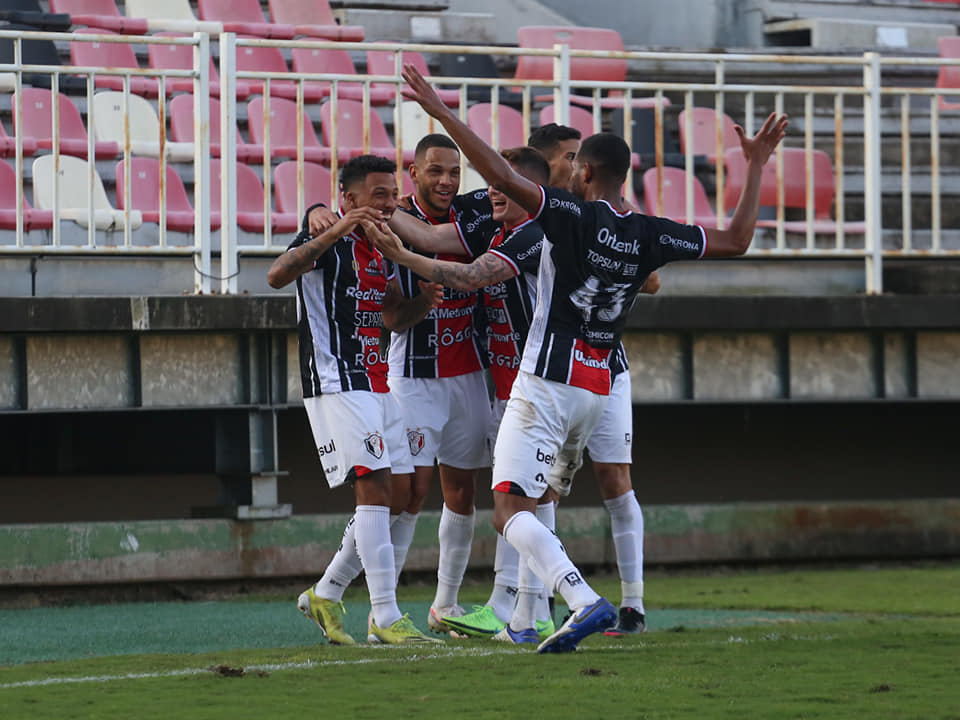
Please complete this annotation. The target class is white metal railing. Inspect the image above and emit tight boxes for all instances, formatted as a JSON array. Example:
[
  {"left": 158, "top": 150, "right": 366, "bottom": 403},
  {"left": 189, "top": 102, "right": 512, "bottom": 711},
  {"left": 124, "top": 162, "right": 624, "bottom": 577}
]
[{"left": 2, "top": 30, "right": 960, "bottom": 295}]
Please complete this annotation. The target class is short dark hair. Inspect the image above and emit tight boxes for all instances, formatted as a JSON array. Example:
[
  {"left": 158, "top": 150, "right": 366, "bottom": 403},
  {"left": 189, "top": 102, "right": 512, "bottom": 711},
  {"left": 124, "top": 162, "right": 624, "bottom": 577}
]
[
  {"left": 577, "top": 133, "right": 631, "bottom": 183},
  {"left": 339, "top": 155, "right": 397, "bottom": 192},
  {"left": 501, "top": 146, "right": 550, "bottom": 185},
  {"left": 527, "top": 123, "right": 582, "bottom": 154},
  {"left": 414, "top": 133, "right": 459, "bottom": 163}
]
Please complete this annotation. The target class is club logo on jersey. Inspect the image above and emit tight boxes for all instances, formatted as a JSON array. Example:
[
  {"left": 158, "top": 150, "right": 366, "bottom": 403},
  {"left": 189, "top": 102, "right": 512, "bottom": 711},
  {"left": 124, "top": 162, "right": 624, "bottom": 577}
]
[
  {"left": 364, "top": 432, "right": 384, "bottom": 459},
  {"left": 367, "top": 258, "right": 382, "bottom": 276},
  {"left": 659, "top": 233, "right": 700, "bottom": 252},
  {"left": 407, "top": 429, "right": 425, "bottom": 456}
]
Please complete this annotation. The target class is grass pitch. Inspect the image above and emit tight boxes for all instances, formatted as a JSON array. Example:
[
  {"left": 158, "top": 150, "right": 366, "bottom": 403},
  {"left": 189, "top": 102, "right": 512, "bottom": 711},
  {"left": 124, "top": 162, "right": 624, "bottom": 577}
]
[{"left": 1, "top": 563, "right": 958, "bottom": 719}]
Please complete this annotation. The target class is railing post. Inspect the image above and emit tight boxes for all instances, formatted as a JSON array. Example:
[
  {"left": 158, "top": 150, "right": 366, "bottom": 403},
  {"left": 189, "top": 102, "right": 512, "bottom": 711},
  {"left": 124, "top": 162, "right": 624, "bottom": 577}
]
[
  {"left": 193, "top": 32, "right": 212, "bottom": 295},
  {"left": 219, "top": 32, "right": 239, "bottom": 295},
  {"left": 553, "top": 43, "right": 570, "bottom": 126},
  {"left": 863, "top": 52, "right": 884, "bottom": 294}
]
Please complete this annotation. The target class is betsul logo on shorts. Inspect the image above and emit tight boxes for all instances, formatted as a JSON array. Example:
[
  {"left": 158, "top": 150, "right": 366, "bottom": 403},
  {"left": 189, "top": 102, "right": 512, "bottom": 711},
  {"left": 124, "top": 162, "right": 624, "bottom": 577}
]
[
  {"left": 536, "top": 447, "right": 556, "bottom": 466},
  {"left": 364, "top": 432, "right": 384, "bottom": 459},
  {"left": 407, "top": 429, "right": 424, "bottom": 456}
]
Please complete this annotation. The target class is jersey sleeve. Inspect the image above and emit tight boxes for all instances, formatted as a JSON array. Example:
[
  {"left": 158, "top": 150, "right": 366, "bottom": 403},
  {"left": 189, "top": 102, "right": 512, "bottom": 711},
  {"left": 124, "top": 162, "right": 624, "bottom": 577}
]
[
  {"left": 488, "top": 221, "right": 544, "bottom": 277},
  {"left": 646, "top": 216, "right": 707, "bottom": 264},
  {"left": 534, "top": 185, "right": 584, "bottom": 244},
  {"left": 453, "top": 189, "right": 497, "bottom": 257}
]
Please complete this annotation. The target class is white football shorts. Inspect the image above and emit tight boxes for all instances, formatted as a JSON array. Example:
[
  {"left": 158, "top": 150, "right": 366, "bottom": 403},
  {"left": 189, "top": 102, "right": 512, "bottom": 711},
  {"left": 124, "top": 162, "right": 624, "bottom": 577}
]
[
  {"left": 390, "top": 370, "right": 492, "bottom": 469},
  {"left": 585, "top": 370, "right": 633, "bottom": 464},
  {"left": 304, "top": 390, "right": 413, "bottom": 489},
  {"left": 491, "top": 371, "right": 606, "bottom": 499}
]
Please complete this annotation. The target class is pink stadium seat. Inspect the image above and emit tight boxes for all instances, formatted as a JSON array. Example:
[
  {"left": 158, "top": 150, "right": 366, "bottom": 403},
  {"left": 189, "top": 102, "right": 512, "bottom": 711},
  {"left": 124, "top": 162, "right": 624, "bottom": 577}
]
[
  {"left": 467, "top": 103, "right": 526, "bottom": 149},
  {"left": 365, "top": 47, "right": 460, "bottom": 107},
  {"left": 12, "top": 88, "right": 120, "bottom": 159},
  {"left": 677, "top": 107, "right": 741, "bottom": 162},
  {"left": 642, "top": 166, "right": 719, "bottom": 227},
  {"left": 48, "top": 0, "right": 147, "bottom": 33},
  {"left": 114, "top": 157, "right": 196, "bottom": 232},
  {"left": 724, "top": 147, "right": 866, "bottom": 234},
  {"left": 291, "top": 46, "right": 394, "bottom": 105},
  {"left": 0, "top": 159, "right": 53, "bottom": 230},
  {"left": 0, "top": 121, "right": 39, "bottom": 158},
  {"left": 268, "top": 0, "right": 365, "bottom": 41},
  {"left": 69, "top": 28, "right": 159, "bottom": 97},
  {"left": 320, "top": 98, "right": 415, "bottom": 165},
  {"left": 196, "top": 0, "right": 295, "bottom": 38},
  {"left": 210, "top": 161, "right": 289, "bottom": 233},
  {"left": 538, "top": 104, "right": 598, "bottom": 139},
  {"left": 515, "top": 26, "right": 667, "bottom": 110},
  {"left": 148, "top": 32, "right": 253, "bottom": 100},
  {"left": 169, "top": 94, "right": 264, "bottom": 164},
  {"left": 936, "top": 36, "right": 960, "bottom": 110},
  {"left": 235, "top": 39, "right": 326, "bottom": 102},
  {"left": 246, "top": 96, "right": 344, "bottom": 164},
  {"left": 274, "top": 160, "right": 336, "bottom": 219}
]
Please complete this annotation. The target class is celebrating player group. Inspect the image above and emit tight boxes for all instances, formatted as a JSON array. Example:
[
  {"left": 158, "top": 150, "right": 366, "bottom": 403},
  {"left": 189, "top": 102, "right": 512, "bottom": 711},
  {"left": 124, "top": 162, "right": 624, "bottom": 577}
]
[{"left": 268, "top": 65, "right": 788, "bottom": 653}]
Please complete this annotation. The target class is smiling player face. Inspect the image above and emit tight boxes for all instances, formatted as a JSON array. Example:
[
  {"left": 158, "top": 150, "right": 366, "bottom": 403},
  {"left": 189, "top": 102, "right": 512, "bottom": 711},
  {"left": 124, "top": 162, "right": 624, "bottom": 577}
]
[{"left": 409, "top": 146, "right": 461, "bottom": 218}]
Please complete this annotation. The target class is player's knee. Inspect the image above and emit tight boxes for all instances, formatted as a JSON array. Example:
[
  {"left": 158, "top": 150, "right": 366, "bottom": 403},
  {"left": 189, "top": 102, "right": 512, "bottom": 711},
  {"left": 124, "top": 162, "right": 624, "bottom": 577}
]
[{"left": 594, "top": 462, "right": 633, "bottom": 499}]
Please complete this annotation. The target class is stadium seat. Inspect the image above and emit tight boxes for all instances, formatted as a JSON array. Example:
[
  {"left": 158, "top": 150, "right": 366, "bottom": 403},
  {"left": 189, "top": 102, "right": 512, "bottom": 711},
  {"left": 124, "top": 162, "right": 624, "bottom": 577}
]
[
  {"left": 69, "top": 28, "right": 160, "bottom": 97},
  {"left": 0, "top": 22, "right": 88, "bottom": 92},
  {"left": 936, "top": 36, "right": 960, "bottom": 110},
  {"left": 210, "top": 161, "right": 287, "bottom": 233},
  {"left": 434, "top": 51, "right": 524, "bottom": 107},
  {"left": 366, "top": 47, "right": 461, "bottom": 107},
  {"left": 723, "top": 146, "right": 866, "bottom": 234},
  {"left": 291, "top": 46, "right": 394, "bottom": 105},
  {"left": 642, "top": 166, "right": 718, "bottom": 227},
  {"left": 467, "top": 103, "right": 526, "bottom": 149},
  {"left": 320, "top": 98, "right": 415, "bottom": 164},
  {"left": 514, "top": 26, "right": 667, "bottom": 110},
  {"left": 273, "top": 160, "right": 336, "bottom": 220},
  {"left": 148, "top": 32, "right": 253, "bottom": 100},
  {"left": 169, "top": 94, "right": 264, "bottom": 164},
  {"left": 196, "top": 0, "right": 294, "bottom": 38},
  {"left": 0, "top": 159, "right": 53, "bottom": 230},
  {"left": 610, "top": 107, "right": 708, "bottom": 172},
  {"left": 397, "top": 101, "right": 449, "bottom": 150},
  {"left": 0, "top": 121, "right": 39, "bottom": 158},
  {"left": 0, "top": 0, "right": 71, "bottom": 31},
  {"left": 677, "top": 107, "right": 741, "bottom": 162},
  {"left": 124, "top": 0, "right": 196, "bottom": 25},
  {"left": 538, "top": 104, "right": 598, "bottom": 139},
  {"left": 91, "top": 92, "right": 193, "bottom": 162},
  {"left": 48, "top": 0, "right": 148, "bottom": 33},
  {"left": 12, "top": 88, "right": 120, "bottom": 159},
  {"left": 268, "top": 0, "right": 365, "bottom": 41},
  {"left": 234, "top": 38, "right": 326, "bottom": 102},
  {"left": 31, "top": 154, "right": 143, "bottom": 230},
  {"left": 246, "top": 96, "right": 343, "bottom": 164},
  {"left": 114, "top": 157, "right": 196, "bottom": 232}
]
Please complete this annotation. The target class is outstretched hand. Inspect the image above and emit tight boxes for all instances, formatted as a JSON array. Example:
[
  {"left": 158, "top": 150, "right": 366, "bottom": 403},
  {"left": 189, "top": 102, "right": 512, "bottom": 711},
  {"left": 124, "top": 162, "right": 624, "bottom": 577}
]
[
  {"left": 335, "top": 207, "right": 387, "bottom": 240},
  {"left": 735, "top": 112, "right": 789, "bottom": 167},
  {"left": 401, "top": 64, "right": 448, "bottom": 120}
]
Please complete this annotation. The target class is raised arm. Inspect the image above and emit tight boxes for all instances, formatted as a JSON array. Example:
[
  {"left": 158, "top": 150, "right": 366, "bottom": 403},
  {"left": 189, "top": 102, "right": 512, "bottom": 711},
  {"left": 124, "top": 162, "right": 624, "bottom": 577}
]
[
  {"left": 367, "top": 220, "right": 515, "bottom": 292},
  {"left": 702, "top": 112, "right": 789, "bottom": 258},
  {"left": 266, "top": 206, "right": 385, "bottom": 289},
  {"left": 402, "top": 65, "right": 543, "bottom": 217},
  {"left": 381, "top": 277, "right": 444, "bottom": 332},
  {"left": 389, "top": 209, "right": 470, "bottom": 256}
]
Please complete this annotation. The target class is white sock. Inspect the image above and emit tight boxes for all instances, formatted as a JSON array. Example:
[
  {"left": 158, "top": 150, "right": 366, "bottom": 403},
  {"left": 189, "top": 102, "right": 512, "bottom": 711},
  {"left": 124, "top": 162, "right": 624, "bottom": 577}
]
[
  {"left": 390, "top": 511, "right": 419, "bottom": 583},
  {"left": 354, "top": 504, "right": 401, "bottom": 628},
  {"left": 314, "top": 512, "right": 363, "bottom": 602},
  {"left": 488, "top": 533, "right": 519, "bottom": 623},
  {"left": 605, "top": 490, "right": 645, "bottom": 614},
  {"left": 512, "top": 540, "right": 542, "bottom": 631},
  {"left": 534, "top": 502, "right": 556, "bottom": 623},
  {"left": 433, "top": 504, "right": 474, "bottom": 609},
  {"left": 502, "top": 511, "right": 599, "bottom": 613}
]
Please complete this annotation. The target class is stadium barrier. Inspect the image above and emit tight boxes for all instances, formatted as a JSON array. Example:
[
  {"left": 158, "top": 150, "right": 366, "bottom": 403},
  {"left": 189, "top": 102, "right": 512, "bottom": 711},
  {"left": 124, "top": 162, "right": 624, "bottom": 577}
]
[{"left": 2, "top": 29, "right": 960, "bottom": 294}]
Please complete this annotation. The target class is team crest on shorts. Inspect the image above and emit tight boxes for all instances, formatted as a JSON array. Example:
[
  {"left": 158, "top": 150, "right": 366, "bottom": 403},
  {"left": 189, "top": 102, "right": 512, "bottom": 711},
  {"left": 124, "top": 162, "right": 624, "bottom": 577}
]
[
  {"left": 364, "top": 432, "right": 384, "bottom": 459},
  {"left": 407, "top": 429, "right": 425, "bottom": 456}
]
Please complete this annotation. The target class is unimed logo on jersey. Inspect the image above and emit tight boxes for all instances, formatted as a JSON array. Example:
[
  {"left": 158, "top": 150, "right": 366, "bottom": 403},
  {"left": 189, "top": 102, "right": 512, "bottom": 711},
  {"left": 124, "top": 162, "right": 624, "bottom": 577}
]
[{"left": 364, "top": 432, "right": 384, "bottom": 459}]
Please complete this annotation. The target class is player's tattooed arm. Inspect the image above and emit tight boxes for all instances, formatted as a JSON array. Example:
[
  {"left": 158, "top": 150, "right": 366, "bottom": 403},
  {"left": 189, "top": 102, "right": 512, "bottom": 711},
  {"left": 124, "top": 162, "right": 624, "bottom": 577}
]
[
  {"left": 382, "top": 278, "right": 444, "bottom": 332},
  {"left": 388, "top": 210, "right": 468, "bottom": 256},
  {"left": 267, "top": 207, "right": 385, "bottom": 288},
  {"left": 418, "top": 252, "right": 516, "bottom": 292}
]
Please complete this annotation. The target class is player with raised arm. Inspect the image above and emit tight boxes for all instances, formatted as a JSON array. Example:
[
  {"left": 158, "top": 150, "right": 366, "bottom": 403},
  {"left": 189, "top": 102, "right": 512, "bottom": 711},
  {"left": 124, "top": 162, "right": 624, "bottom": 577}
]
[
  {"left": 400, "top": 64, "right": 788, "bottom": 652},
  {"left": 268, "top": 155, "right": 441, "bottom": 645}
]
